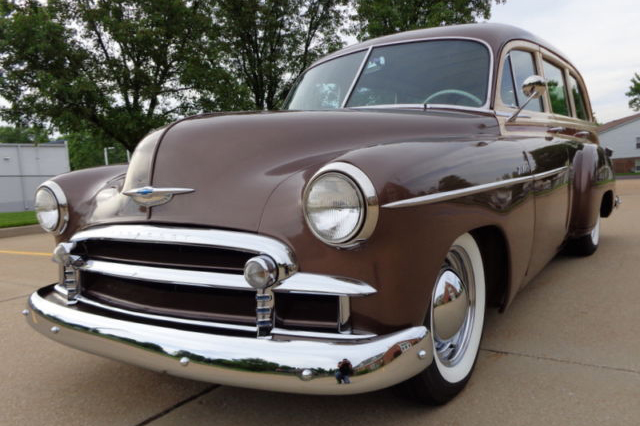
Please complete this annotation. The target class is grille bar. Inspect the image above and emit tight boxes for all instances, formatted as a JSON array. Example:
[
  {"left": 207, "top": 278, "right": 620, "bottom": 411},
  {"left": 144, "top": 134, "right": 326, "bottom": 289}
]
[{"left": 79, "top": 259, "right": 377, "bottom": 296}]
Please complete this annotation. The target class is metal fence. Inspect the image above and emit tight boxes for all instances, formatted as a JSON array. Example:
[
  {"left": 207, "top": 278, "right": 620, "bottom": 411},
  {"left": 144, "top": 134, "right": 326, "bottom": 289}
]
[{"left": 0, "top": 143, "right": 70, "bottom": 212}]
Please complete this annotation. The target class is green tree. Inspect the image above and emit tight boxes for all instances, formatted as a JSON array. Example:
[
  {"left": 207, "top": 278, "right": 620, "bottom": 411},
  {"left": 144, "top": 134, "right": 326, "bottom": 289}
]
[
  {"left": 350, "top": 0, "right": 505, "bottom": 41},
  {"left": 626, "top": 72, "right": 640, "bottom": 111},
  {"left": 0, "top": 0, "right": 247, "bottom": 152},
  {"left": 216, "top": 0, "right": 347, "bottom": 110},
  {"left": 66, "top": 132, "right": 129, "bottom": 170},
  {"left": 0, "top": 125, "right": 49, "bottom": 144}
]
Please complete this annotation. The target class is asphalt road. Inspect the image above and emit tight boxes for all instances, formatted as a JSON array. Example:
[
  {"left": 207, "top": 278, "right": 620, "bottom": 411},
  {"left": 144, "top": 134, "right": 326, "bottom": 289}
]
[{"left": 2, "top": 180, "right": 639, "bottom": 426}]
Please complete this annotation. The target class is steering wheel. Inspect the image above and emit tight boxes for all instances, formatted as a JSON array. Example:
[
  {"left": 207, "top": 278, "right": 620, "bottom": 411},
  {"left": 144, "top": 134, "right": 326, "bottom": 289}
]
[{"left": 423, "top": 89, "right": 483, "bottom": 107}]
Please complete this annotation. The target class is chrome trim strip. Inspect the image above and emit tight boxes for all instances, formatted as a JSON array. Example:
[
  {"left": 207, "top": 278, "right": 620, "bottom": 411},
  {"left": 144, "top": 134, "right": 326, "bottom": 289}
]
[
  {"left": 80, "top": 259, "right": 249, "bottom": 290},
  {"left": 271, "top": 327, "right": 376, "bottom": 340},
  {"left": 27, "top": 288, "right": 431, "bottom": 394},
  {"left": 79, "top": 259, "right": 377, "bottom": 296},
  {"left": 281, "top": 273, "right": 377, "bottom": 296},
  {"left": 351, "top": 103, "right": 500, "bottom": 116},
  {"left": 383, "top": 166, "right": 569, "bottom": 209},
  {"left": 70, "top": 224, "right": 297, "bottom": 279},
  {"left": 383, "top": 175, "right": 532, "bottom": 209}
]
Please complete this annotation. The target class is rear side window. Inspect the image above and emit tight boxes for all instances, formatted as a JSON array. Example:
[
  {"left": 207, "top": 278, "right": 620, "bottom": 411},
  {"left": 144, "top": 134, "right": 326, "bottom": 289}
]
[
  {"left": 509, "top": 50, "right": 543, "bottom": 112},
  {"left": 569, "top": 74, "right": 588, "bottom": 120},
  {"left": 543, "top": 60, "right": 570, "bottom": 116}
]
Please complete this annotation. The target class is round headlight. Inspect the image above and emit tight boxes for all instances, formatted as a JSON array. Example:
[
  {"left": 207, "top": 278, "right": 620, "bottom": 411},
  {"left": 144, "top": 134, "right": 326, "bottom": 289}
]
[
  {"left": 303, "top": 163, "right": 378, "bottom": 247},
  {"left": 34, "top": 182, "right": 68, "bottom": 234}
]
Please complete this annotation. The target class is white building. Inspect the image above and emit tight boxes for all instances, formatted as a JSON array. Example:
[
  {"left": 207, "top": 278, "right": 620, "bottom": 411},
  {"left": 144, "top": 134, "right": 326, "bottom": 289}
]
[
  {"left": 0, "top": 142, "right": 70, "bottom": 212},
  {"left": 598, "top": 113, "right": 640, "bottom": 174}
]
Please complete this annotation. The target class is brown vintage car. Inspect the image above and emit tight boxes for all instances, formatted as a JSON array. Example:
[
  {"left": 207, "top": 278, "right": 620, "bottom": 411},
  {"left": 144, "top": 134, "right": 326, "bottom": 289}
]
[{"left": 26, "top": 23, "right": 617, "bottom": 404}]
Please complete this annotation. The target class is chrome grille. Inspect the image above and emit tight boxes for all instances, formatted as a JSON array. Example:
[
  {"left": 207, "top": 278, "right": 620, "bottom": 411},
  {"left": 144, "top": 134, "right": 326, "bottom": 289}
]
[{"left": 56, "top": 225, "right": 377, "bottom": 339}]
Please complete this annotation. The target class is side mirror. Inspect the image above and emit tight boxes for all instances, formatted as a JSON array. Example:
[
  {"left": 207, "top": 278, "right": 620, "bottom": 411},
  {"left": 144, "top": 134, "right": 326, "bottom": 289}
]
[
  {"left": 507, "top": 75, "right": 546, "bottom": 123},
  {"left": 522, "top": 75, "right": 547, "bottom": 98}
]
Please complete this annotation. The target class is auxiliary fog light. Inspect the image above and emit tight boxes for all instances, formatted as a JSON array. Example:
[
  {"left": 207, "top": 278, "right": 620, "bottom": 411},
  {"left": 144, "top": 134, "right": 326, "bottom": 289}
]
[{"left": 244, "top": 255, "right": 278, "bottom": 289}]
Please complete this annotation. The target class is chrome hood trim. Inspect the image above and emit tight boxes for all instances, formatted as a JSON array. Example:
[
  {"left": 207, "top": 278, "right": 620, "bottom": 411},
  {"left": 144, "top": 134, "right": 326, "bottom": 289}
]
[{"left": 123, "top": 186, "right": 194, "bottom": 207}]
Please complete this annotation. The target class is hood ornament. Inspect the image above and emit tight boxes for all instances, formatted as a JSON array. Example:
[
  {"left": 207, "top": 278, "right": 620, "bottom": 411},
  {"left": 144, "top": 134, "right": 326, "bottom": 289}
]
[{"left": 123, "top": 186, "right": 194, "bottom": 207}]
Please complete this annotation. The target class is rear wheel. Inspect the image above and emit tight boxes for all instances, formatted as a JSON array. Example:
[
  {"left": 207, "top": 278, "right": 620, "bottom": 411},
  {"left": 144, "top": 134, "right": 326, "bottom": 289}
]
[
  {"left": 567, "top": 217, "right": 600, "bottom": 257},
  {"left": 402, "top": 233, "right": 486, "bottom": 404}
]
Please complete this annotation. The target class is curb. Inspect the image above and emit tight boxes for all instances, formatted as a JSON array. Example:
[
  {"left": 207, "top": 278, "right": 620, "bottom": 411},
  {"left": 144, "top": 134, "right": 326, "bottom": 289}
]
[{"left": 0, "top": 225, "right": 44, "bottom": 239}]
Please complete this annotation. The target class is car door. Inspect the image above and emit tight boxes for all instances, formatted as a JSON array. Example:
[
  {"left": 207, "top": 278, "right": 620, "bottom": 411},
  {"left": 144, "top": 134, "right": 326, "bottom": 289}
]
[{"left": 499, "top": 48, "right": 572, "bottom": 279}]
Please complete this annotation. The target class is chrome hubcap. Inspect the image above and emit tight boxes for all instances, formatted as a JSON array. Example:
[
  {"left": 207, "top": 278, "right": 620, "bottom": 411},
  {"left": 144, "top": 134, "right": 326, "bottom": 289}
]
[{"left": 431, "top": 246, "right": 475, "bottom": 367}]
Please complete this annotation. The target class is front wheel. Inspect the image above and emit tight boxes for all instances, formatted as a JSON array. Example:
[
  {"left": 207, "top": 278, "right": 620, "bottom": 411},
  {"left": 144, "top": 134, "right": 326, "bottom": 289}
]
[{"left": 401, "top": 233, "right": 486, "bottom": 404}]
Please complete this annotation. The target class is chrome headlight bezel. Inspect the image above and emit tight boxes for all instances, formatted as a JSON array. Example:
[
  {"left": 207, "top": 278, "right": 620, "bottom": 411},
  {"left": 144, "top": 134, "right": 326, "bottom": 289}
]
[
  {"left": 303, "top": 162, "right": 379, "bottom": 248},
  {"left": 34, "top": 181, "right": 69, "bottom": 235}
]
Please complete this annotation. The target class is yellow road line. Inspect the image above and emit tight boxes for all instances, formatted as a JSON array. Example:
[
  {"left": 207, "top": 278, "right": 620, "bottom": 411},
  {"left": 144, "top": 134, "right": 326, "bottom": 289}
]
[{"left": 0, "top": 249, "right": 50, "bottom": 257}]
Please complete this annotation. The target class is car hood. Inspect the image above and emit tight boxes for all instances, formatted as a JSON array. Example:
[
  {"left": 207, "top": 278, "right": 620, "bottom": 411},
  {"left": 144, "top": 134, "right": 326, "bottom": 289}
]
[{"left": 135, "top": 109, "right": 498, "bottom": 232}]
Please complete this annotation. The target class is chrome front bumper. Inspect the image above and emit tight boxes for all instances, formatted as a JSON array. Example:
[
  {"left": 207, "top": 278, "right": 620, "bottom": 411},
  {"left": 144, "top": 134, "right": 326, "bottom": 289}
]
[{"left": 26, "top": 285, "right": 433, "bottom": 395}]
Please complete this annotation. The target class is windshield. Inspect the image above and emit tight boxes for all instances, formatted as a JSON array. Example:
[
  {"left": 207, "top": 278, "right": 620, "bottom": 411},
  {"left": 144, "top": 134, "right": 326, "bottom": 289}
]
[{"left": 285, "top": 40, "right": 490, "bottom": 110}]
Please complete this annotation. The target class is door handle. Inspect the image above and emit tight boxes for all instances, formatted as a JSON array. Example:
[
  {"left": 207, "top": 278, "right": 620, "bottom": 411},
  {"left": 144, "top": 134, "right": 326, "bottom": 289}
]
[
  {"left": 547, "top": 127, "right": 565, "bottom": 133},
  {"left": 574, "top": 130, "right": 590, "bottom": 138}
]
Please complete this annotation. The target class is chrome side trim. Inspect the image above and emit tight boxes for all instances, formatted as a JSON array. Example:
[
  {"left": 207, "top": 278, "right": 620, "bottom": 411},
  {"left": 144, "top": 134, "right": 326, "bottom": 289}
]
[
  {"left": 383, "top": 175, "right": 532, "bottom": 209},
  {"left": 27, "top": 287, "right": 431, "bottom": 394},
  {"left": 70, "top": 224, "right": 297, "bottom": 279},
  {"left": 383, "top": 166, "right": 569, "bottom": 209},
  {"left": 79, "top": 259, "right": 377, "bottom": 297}
]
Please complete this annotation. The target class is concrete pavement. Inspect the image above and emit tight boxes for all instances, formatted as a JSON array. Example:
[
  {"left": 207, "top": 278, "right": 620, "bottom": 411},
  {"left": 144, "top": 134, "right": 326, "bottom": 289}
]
[{"left": 2, "top": 180, "right": 639, "bottom": 426}]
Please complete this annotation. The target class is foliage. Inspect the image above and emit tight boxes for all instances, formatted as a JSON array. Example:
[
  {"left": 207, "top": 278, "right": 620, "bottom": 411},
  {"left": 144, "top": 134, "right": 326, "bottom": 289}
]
[
  {"left": 216, "top": 0, "right": 347, "bottom": 110},
  {"left": 1, "top": 0, "right": 506, "bottom": 153},
  {"left": 66, "top": 132, "right": 129, "bottom": 170},
  {"left": 0, "top": 125, "right": 49, "bottom": 144},
  {"left": 0, "top": 0, "right": 244, "bottom": 151},
  {"left": 350, "top": 0, "right": 505, "bottom": 40},
  {"left": 626, "top": 72, "right": 640, "bottom": 111},
  {"left": 0, "top": 210, "right": 37, "bottom": 228}
]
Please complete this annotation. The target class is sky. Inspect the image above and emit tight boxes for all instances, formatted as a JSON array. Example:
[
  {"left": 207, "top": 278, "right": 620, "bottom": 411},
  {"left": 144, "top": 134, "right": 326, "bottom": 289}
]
[{"left": 486, "top": 0, "right": 640, "bottom": 123}]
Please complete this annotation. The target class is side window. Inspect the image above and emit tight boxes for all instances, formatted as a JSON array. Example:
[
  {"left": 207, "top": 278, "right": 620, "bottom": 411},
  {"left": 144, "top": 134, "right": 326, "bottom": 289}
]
[
  {"left": 500, "top": 57, "right": 517, "bottom": 107},
  {"left": 509, "top": 50, "right": 543, "bottom": 112},
  {"left": 543, "top": 60, "right": 570, "bottom": 116},
  {"left": 569, "top": 74, "right": 588, "bottom": 120}
]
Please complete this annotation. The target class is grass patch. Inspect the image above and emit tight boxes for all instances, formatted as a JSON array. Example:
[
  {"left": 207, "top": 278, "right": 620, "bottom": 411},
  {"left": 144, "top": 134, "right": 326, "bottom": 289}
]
[{"left": 0, "top": 211, "right": 38, "bottom": 228}]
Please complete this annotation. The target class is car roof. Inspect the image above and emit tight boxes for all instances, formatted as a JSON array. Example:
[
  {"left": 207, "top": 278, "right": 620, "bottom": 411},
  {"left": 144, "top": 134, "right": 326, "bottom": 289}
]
[{"left": 313, "top": 23, "right": 570, "bottom": 68}]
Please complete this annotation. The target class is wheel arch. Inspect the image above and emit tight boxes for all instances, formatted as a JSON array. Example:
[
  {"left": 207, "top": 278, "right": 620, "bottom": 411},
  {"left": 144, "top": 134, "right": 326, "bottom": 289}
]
[
  {"left": 470, "top": 225, "right": 510, "bottom": 312},
  {"left": 600, "top": 190, "right": 615, "bottom": 218}
]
